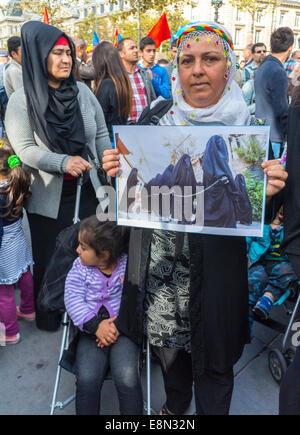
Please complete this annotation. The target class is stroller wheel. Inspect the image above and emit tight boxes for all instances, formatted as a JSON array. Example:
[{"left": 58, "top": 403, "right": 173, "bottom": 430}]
[{"left": 268, "top": 349, "right": 287, "bottom": 385}]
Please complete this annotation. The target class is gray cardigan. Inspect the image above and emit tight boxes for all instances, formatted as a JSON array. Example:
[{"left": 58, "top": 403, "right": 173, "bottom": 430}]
[
  {"left": 5, "top": 81, "right": 111, "bottom": 219},
  {"left": 3, "top": 59, "right": 23, "bottom": 98}
]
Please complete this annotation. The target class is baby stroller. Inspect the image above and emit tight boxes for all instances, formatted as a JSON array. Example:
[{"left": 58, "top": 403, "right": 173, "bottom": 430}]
[
  {"left": 252, "top": 280, "right": 300, "bottom": 385},
  {"left": 37, "top": 175, "right": 153, "bottom": 415}
]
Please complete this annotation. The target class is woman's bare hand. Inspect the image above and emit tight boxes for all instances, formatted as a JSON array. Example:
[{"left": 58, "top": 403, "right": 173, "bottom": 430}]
[
  {"left": 102, "top": 149, "right": 120, "bottom": 177},
  {"left": 262, "top": 159, "right": 288, "bottom": 199},
  {"left": 65, "top": 156, "right": 92, "bottom": 177}
]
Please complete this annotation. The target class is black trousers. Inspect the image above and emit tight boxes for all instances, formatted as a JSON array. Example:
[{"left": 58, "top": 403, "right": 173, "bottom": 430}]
[
  {"left": 75, "top": 334, "right": 143, "bottom": 415},
  {"left": 153, "top": 346, "right": 234, "bottom": 415},
  {"left": 27, "top": 179, "right": 99, "bottom": 331},
  {"left": 279, "top": 254, "right": 300, "bottom": 415}
]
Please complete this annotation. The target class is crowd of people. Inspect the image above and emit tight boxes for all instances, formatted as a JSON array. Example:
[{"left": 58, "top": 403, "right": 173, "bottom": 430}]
[{"left": 0, "top": 17, "right": 299, "bottom": 416}]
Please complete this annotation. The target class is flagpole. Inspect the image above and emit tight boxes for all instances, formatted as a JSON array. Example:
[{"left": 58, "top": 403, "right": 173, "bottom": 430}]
[
  {"left": 95, "top": 7, "right": 98, "bottom": 35},
  {"left": 137, "top": 0, "right": 141, "bottom": 49}
]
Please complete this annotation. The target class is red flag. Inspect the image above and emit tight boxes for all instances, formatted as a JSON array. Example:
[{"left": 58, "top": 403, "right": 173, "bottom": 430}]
[
  {"left": 43, "top": 6, "right": 49, "bottom": 25},
  {"left": 114, "top": 29, "right": 123, "bottom": 47},
  {"left": 147, "top": 12, "right": 171, "bottom": 48}
]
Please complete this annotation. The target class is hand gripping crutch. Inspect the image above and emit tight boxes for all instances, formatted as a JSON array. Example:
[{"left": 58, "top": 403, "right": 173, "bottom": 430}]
[{"left": 50, "top": 175, "right": 83, "bottom": 415}]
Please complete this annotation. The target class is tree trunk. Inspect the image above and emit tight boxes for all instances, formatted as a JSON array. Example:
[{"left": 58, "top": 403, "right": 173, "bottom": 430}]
[
  {"left": 137, "top": 0, "right": 141, "bottom": 48},
  {"left": 271, "top": 6, "right": 276, "bottom": 32},
  {"left": 250, "top": 11, "right": 255, "bottom": 43}
]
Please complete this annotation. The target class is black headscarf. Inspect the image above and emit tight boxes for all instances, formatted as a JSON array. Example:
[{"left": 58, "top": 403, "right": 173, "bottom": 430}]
[{"left": 21, "top": 21, "right": 86, "bottom": 156}]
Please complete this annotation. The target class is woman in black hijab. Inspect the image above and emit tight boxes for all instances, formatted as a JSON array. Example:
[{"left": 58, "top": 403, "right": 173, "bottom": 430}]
[
  {"left": 279, "top": 85, "right": 300, "bottom": 415},
  {"left": 5, "top": 21, "right": 111, "bottom": 331}
]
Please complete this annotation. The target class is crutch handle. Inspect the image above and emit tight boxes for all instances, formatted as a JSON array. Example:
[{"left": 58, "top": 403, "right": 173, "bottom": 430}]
[
  {"left": 73, "top": 174, "right": 83, "bottom": 224},
  {"left": 86, "top": 146, "right": 110, "bottom": 187}
]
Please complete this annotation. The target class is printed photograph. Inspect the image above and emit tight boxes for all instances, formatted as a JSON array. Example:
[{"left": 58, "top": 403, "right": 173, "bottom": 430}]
[{"left": 113, "top": 125, "right": 270, "bottom": 237}]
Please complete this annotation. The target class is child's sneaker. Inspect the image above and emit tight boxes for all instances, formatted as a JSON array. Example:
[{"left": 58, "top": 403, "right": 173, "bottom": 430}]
[
  {"left": 5, "top": 333, "right": 21, "bottom": 345},
  {"left": 16, "top": 306, "right": 35, "bottom": 322},
  {"left": 253, "top": 294, "right": 274, "bottom": 320}
]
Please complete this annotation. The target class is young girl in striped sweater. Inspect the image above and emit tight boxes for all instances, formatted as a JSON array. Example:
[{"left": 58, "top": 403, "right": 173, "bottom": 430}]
[
  {"left": 0, "top": 140, "right": 34, "bottom": 345},
  {"left": 64, "top": 217, "right": 143, "bottom": 415}
]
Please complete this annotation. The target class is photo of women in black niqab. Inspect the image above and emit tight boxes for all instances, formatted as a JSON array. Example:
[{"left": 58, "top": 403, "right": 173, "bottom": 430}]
[
  {"left": 234, "top": 173, "right": 253, "bottom": 225},
  {"left": 145, "top": 154, "right": 197, "bottom": 222},
  {"left": 170, "top": 154, "right": 197, "bottom": 223},
  {"left": 202, "top": 135, "right": 238, "bottom": 228},
  {"left": 119, "top": 168, "right": 138, "bottom": 213},
  {"left": 145, "top": 164, "right": 174, "bottom": 218}
]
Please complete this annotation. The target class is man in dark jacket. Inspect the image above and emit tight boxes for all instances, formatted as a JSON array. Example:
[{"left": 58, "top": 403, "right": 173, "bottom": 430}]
[
  {"left": 279, "top": 83, "right": 300, "bottom": 415},
  {"left": 255, "top": 27, "right": 294, "bottom": 158}
]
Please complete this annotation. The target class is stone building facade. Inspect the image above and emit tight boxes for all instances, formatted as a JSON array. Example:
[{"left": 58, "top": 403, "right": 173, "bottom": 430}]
[
  {"left": 0, "top": 0, "right": 300, "bottom": 59},
  {"left": 184, "top": 0, "right": 300, "bottom": 59}
]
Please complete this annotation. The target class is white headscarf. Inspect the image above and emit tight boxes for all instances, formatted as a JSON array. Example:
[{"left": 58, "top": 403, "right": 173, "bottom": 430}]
[{"left": 160, "top": 21, "right": 251, "bottom": 127}]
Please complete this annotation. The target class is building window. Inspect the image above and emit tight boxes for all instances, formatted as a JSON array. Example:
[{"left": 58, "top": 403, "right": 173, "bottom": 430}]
[
  {"left": 296, "top": 14, "right": 300, "bottom": 28},
  {"left": 255, "top": 30, "right": 262, "bottom": 43},
  {"left": 92, "top": 6, "right": 96, "bottom": 14},
  {"left": 119, "top": 0, "right": 124, "bottom": 9},
  {"left": 236, "top": 8, "right": 241, "bottom": 22},
  {"left": 257, "top": 10, "right": 262, "bottom": 23},
  {"left": 84, "top": 8, "right": 88, "bottom": 18},
  {"left": 100, "top": 4, "right": 104, "bottom": 14},
  {"left": 110, "top": 1, "right": 113, "bottom": 12},
  {"left": 234, "top": 28, "right": 241, "bottom": 46},
  {"left": 280, "top": 12, "right": 285, "bottom": 25}
]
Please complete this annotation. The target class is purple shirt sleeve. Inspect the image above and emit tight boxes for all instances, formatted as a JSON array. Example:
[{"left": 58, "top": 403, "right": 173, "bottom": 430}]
[{"left": 64, "top": 258, "right": 98, "bottom": 331}]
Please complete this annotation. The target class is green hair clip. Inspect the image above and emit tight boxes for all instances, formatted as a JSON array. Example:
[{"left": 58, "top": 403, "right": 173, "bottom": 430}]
[{"left": 8, "top": 155, "right": 21, "bottom": 169}]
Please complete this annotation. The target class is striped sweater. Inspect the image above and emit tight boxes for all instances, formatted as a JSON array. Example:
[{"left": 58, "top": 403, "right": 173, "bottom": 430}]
[{"left": 64, "top": 254, "right": 127, "bottom": 332}]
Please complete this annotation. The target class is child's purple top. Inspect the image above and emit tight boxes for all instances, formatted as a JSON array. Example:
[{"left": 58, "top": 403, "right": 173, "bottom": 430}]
[{"left": 64, "top": 254, "right": 127, "bottom": 331}]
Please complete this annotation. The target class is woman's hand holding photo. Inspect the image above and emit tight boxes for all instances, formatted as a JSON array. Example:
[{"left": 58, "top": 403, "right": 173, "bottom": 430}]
[{"left": 262, "top": 159, "right": 288, "bottom": 199}]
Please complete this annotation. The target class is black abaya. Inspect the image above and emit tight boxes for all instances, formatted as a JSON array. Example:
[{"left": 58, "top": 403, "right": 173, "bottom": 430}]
[
  {"left": 202, "top": 135, "right": 238, "bottom": 228},
  {"left": 27, "top": 180, "right": 98, "bottom": 331}
]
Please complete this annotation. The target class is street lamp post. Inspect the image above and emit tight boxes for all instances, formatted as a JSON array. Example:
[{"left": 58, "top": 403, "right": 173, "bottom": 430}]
[{"left": 211, "top": 0, "right": 223, "bottom": 23}]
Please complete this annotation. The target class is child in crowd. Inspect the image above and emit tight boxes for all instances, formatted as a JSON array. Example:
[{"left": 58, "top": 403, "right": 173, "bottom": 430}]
[
  {"left": 0, "top": 140, "right": 34, "bottom": 345},
  {"left": 64, "top": 217, "right": 143, "bottom": 415},
  {"left": 247, "top": 207, "right": 298, "bottom": 320}
]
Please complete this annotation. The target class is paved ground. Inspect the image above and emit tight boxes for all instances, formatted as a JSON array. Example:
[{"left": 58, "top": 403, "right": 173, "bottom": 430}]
[
  {"left": 0, "top": 306, "right": 291, "bottom": 415},
  {"left": 0, "top": 215, "right": 297, "bottom": 415}
]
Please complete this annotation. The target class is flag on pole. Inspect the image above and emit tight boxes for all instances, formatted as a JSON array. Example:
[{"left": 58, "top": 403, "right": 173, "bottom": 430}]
[
  {"left": 114, "top": 29, "right": 123, "bottom": 47},
  {"left": 43, "top": 5, "right": 49, "bottom": 25},
  {"left": 93, "top": 31, "right": 99, "bottom": 47},
  {"left": 86, "top": 43, "right": 93, "bottom": 53},
  {"left": 169, "top": 30, "right": 175, "bottom": 50},
  {"left": 147, "top": 12, "right": 171, "bottom": 48},
  {"left": 86, "top": 32, "right": 100, "bottom": 53}
]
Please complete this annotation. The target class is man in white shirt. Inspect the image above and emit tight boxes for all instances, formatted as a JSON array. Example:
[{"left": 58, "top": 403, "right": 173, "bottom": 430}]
[
  {"left": 72, "top": 35, "right": 94, "bottom": 88},
  {"left": 3, "top": 36, "right": 23, "bottom": 98}
]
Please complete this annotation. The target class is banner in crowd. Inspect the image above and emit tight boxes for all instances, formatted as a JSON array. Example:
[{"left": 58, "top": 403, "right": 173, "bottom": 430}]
[{"left": 113, "top": 125, "right": 270, "bottom": 237}]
